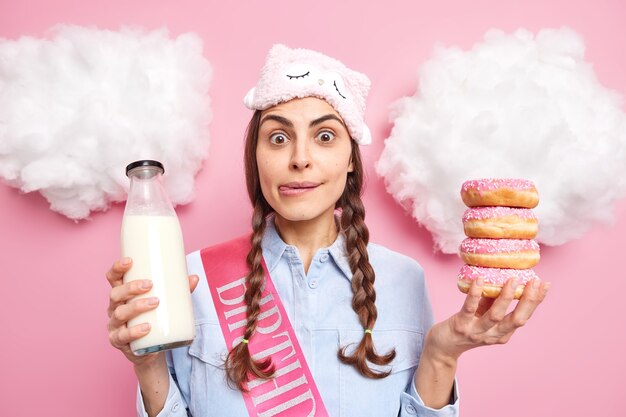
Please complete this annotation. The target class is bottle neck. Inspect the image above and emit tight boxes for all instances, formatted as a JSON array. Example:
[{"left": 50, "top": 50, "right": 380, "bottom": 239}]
[{"left": 125, "top": 167, "right": 176, "bottom": 216}]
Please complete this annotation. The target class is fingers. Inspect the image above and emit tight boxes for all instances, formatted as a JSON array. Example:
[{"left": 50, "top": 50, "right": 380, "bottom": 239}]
[
  {"left": 498, "top": 278, "right": 550, "bottom": 334},
  {"left": 108, "top": 296, "right": 159, "bottom": 330},
  {"left": 476, "top": 278, "right": 518, "bottom": 332},
  {"left": 107, "top": 279, "right": 153, "bottom": 317},
  {"left": 106, "top": 272, "right": 160, "bottom": 356},
  {"left": 189, "top": 275, "right": 200, "bottom": 293},
  {"left": 451, "top": 277, "right": 550, "bottom": 350},
  {"left": 109, "top": 322, "right": 152, "bottom": 350},
  {"left": 457, "top": 277, "right": 485, "bottom": 320},
  {"left": 475, "top": 296, "right": 495, "bottom": 317},
  {"left": 105, "top": 258, "right": 133, "bottom": 288}
]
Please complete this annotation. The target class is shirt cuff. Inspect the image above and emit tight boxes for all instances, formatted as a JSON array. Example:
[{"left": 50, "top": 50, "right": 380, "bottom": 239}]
[
  {"left": 136, "top": 373, "right": 188, "bottom": 417},
  {"left": 399, "top": 374, "right": 459, "bottom": 417}
]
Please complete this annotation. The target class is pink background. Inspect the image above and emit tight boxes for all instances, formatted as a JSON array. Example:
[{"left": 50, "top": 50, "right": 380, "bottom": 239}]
[{"left": 1, "top": 1, "right": 625, "bottom": 416}]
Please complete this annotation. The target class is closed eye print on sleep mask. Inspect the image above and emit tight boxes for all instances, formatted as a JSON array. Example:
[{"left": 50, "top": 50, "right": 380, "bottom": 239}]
[
  {"left": 243, "top": 44, "right": 372, "bottom": 145},
  {"left": 282, "top": 64, "right": 350, "bottom": 101}
]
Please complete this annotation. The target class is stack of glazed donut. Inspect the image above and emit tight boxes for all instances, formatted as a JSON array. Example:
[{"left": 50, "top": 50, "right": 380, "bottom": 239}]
[{"left": 457, "top": 179, "right": 540, "bottom": 300}]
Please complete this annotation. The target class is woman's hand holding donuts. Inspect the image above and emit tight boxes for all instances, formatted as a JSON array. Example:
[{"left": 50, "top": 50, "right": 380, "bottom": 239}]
[
  {"left": 427, "top": 276, "right": 549, "bottom": 361},
  {"left": 105, "top": 258, "right": 200, "bottom": 367},
  {"left": 415, "top": 277, "right": 548, "bottom": 409}
]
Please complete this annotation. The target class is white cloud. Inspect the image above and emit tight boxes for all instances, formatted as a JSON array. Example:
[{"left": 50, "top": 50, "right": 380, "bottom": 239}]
[
  {"left": 0, "top": 25, "right": 212, "bottom": 219},
  {"left": 377, "top": 27, "right": 626, "bottom": 253}
]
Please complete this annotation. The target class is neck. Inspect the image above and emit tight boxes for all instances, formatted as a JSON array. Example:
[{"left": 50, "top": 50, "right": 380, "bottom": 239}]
[{"left": 274, "top": 209, "right": 338, "bottom": 274}]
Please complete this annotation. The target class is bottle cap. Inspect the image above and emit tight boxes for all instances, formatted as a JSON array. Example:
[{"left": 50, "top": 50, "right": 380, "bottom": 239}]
[{"left": 125, "top": 160, "right": 165, "bottom": 176}]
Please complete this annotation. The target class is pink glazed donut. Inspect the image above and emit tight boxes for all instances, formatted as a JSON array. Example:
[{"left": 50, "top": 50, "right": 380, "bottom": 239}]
[
  {"left": 457, "top": 265, "right": 539, "bottom": 299},
  {"left": 459, "top": 238, "right": 540, "bottom": 269},
  {"left": 461, "top": 178, "right": 539, "bottom": 208},
  {"left": 463, "top": 207, "right": 538, "bottom": 239}
]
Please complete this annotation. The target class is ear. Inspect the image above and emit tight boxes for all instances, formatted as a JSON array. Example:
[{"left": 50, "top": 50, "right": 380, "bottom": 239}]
[{"left": 348, "top": 158, "right": 354, "bottom": 173}]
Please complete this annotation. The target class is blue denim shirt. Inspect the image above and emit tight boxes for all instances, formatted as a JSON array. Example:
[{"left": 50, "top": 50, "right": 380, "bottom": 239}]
[{"left": 137, "top": 218, "right": 459, "bottom": 416}]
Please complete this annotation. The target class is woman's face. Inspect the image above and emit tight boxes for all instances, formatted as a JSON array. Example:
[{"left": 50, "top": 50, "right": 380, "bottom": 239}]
[{"left": 256, "top": 97, "right": 353, "bottom": 223}]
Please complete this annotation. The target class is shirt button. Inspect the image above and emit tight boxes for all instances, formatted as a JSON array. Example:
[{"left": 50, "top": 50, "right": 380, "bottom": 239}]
[
  {"left": 320, "top": 254, "right": 329, "bottom": 262},
  {"left": 405, "top": 404, "right": 417, "bottom": 415},
  {"left": 172, "top": 402, "right": 180, "bottom": 412},
  {"left": 309, "top": 279, "right": 319, "bottom": 289}
]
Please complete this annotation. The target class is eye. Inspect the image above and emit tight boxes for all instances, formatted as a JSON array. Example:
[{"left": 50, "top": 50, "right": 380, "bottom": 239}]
[
  {"left": 316, "top": 131, "right": 336, "bottom": 143},
  {"left": 269, "top": 132, "right": 289, "bottom": 145}
]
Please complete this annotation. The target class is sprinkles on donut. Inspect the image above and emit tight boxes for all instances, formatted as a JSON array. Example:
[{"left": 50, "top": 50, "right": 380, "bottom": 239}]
[{"left": 461, "top": 178, "right": 539, "bottom": 208}]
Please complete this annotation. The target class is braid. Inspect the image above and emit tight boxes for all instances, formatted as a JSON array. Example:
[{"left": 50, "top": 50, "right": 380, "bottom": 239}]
[
  {"left": 225, "top": 109, "right": 275, "bottom": 391},
  {"left": 337, "top": 145, "right": 396, "bottom": 378},
  {"left": 224, "top": 201, "right": 275, "bottom": 391}
]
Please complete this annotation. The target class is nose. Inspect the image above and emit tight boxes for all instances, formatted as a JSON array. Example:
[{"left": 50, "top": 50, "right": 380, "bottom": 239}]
[{"left": 290, "top": 140, "right": 311, "bottom": 170}]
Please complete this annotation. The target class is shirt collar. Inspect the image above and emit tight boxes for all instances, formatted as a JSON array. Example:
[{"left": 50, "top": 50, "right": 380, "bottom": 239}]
[
  {"left": 261, "top": 216, "right": 288, "bottom": 274},
  {"left": 261, "top": 214, "right": 353, "bottom": 281}
]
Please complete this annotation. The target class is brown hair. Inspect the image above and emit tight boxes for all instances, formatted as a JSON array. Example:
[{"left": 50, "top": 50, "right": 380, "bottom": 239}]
[{"left": 225, "top": 110, "right": 395, "bottom": 391}]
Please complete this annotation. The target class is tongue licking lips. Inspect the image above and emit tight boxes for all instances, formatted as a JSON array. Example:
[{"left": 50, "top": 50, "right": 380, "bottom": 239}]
[{"left": 279, "top": 183, "right": 319, "bottom": 195}]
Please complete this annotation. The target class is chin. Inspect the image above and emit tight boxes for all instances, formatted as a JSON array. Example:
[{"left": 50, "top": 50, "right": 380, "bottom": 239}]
[
  {"left": 273, "top": 205, "right": 335, "bottom": 223},
  {"left": 276, "top": 211, "right": 322, "bottom": 222}
]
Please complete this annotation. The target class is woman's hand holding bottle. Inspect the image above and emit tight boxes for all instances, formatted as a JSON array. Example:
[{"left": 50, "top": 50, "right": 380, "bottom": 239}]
[{"left": 105, "top": 257, "right": 199, "bottom": 368}]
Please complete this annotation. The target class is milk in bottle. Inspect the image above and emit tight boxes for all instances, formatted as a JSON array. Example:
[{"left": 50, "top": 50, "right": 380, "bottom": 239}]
[{"left": 121, "top": 160, "right": 195, "bottom": 355}]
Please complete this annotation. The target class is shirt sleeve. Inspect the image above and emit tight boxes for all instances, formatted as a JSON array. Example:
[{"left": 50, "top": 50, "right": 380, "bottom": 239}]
[
  {"left": 399, "top": 256, "right": 459, "bottom": 416},
  {"left": 135, "top": 371, "right": 190, "bottom": 417},
  {"left": 399, "top": 374, "right": 459, "bottom": 417}
]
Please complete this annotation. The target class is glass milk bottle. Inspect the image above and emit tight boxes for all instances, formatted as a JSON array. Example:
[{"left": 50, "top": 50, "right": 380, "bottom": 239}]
[{"left": 121, "top": 160, "right": 195, "bottom": 355}]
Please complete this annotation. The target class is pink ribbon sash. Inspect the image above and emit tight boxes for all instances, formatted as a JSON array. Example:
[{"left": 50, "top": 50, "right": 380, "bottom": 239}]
[{"left": 201, "top": 235, "right": 329, "bottom": 417}]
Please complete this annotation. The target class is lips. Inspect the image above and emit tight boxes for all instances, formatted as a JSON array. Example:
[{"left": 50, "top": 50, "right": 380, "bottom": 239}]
[{"left": 278, "top": 181, "right": 321, "bottom": 196}]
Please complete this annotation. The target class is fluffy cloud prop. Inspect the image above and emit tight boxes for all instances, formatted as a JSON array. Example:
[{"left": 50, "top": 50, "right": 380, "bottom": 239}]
[
  {"left": 376, "top": 27, "right": 626, "bottom": 253},
  {"left": 0, "top": 25, "right": 211, "bottom": 219}
]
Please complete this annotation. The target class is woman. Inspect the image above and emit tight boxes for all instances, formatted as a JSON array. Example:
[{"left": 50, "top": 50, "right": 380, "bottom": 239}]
[{"left": 106, "top": 45, "right": 549, "bottom": 417}]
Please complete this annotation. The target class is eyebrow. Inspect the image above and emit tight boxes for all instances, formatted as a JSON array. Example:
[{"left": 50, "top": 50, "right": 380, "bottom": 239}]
[
  {"left": 260, "top": 114, "right": 294, "bottom": 129},
  {"left": 309, "top": 114, "right": 345, "bottom": 128},
  {"left": 259, "top": 113, "right": 345, "bottom": 129}
]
